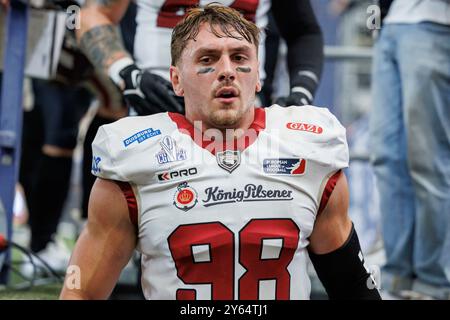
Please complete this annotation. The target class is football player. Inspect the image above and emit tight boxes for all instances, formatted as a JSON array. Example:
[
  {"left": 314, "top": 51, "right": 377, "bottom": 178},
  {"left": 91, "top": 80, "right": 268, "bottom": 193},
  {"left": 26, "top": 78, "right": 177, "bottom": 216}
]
[{"left": 60, "top": 4, "right": 381, "bottom": 300}]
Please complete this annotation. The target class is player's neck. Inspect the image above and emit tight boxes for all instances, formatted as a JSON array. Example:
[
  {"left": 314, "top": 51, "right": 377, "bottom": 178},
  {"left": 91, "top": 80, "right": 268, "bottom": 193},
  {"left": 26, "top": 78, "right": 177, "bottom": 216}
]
[{"left": 187, "top": 107, "right": 256, "bottom": 139}]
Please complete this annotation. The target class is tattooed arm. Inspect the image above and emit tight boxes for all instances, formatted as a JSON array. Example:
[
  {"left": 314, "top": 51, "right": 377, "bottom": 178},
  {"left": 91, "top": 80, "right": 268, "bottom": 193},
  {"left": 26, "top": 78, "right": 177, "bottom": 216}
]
[
  {"left": 77, "top": 0, "right": 185, "bottom": 115},
  {"left": 77, "top": 0, "right": 131, "bottom": 75}
]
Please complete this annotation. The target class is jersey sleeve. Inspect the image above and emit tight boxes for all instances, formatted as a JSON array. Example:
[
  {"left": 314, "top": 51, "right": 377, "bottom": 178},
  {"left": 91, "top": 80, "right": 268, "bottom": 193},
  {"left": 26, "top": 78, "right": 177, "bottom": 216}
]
[
  {"left": 268, "top": 104, "right": 349, "bottom": 217},
  {"left": 316, "top": 108, "right": 349, "bottom": 172},
  {"left": 308, "top": 107, "right": 349, "bottom": 213},
  {"left": 289, "top": 105, "right": 349, "bottom": 172},
  {"left": 91, "top": 125, "right": 129, "bottom": 182}
]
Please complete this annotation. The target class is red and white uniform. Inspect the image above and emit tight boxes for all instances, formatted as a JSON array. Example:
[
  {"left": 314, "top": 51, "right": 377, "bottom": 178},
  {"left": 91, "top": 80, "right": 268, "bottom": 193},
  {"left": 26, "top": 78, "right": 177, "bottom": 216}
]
[
  {"left": 134, "top": 0, "right": 271, "bottom": 80},
  {"left": 92, "top": 105, "right": 349, "bottom": 300}
]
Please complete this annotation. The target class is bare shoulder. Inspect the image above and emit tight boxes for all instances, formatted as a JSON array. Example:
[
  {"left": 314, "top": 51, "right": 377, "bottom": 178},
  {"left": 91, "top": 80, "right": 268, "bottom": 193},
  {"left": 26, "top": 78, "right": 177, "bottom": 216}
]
[
  {"left": 320, "top": 172, "right": 350, "bottom": 221},
  {"left": 88, "top": 178, "right": 131, "bottom": 228},
  {"left": 308, "top": 172, "right": 352, "bottom": 254}
]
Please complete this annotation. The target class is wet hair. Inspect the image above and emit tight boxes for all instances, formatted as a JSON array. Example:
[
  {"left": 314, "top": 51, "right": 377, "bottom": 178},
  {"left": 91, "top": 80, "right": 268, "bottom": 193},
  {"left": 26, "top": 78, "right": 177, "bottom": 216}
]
[{"left": 171, "top": 3, "right": 260, "bottom": 66}]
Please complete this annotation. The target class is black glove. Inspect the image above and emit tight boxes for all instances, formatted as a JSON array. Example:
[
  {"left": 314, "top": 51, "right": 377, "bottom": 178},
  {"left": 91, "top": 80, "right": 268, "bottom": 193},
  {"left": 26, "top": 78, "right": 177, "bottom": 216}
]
[
  {"left": 275, "top": 90, "right": 312, "bottom": 107},
  {"left": 119, "top": 64, "right": 185, "bottom": 115}
]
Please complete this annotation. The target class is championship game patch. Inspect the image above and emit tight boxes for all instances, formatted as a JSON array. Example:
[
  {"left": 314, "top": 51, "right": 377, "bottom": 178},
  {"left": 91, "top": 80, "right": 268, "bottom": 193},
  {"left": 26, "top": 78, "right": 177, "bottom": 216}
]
[
  {"left": 263, "top": 158, "right": 306, "bottom": 175},
  {"left": 123, "top": 127, "right": 161, "bottom": 147},
  {"left": 173, "top": 182, "right": 198, "bottom": 212},
  {"left": 156, "top": 136, "right": 187, "bottom": 164}
]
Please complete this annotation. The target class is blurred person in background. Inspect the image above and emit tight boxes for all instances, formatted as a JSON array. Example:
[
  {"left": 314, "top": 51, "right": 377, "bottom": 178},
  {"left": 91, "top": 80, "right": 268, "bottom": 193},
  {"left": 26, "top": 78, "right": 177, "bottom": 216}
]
[
  {"left": 79, "top": 1, "right": 137, "bottom": 224},
  {"left": 1, "top": 0, "right": 96, "bottom": 275},
  {"left": 370, "top": 0, "right": 450, "bottom": 299},
  {"left": 13, "top": 0, "right": 130, "bottom": 276},
  {"left": 76, "top": 0, "right": 324, "bottom": 114},
  {"left": 19, "top": 29, "right": 94, "bottom": 274}
]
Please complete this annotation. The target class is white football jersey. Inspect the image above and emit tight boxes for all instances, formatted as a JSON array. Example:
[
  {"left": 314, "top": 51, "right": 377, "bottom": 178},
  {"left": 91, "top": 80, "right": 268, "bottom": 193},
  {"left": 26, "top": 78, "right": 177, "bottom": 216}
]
[
  {"left": 134, "top": 0, "right": 271, "bottom": 80},
  {"left": 92, "top": 105, "right": 349, "bottom": 300}
]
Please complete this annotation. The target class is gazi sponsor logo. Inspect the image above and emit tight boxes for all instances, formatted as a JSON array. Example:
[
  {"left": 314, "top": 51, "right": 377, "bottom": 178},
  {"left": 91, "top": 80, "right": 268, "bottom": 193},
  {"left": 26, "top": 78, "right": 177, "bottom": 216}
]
[{"left": 286, "top": 122, "right": 323, "bottom": 134}]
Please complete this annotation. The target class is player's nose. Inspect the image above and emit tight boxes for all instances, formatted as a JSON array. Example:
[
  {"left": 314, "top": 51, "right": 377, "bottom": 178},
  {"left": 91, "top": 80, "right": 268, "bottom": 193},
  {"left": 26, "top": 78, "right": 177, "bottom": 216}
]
[{"left": 217, "top": 57, "right": 236, "bottom": 82}]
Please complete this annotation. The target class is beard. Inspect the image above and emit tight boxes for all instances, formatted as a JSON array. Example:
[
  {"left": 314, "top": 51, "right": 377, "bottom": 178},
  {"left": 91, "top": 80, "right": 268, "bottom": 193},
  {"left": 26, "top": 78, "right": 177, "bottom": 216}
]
[{"left": 208, "top": 107, "right": 243, "bottom": 128}]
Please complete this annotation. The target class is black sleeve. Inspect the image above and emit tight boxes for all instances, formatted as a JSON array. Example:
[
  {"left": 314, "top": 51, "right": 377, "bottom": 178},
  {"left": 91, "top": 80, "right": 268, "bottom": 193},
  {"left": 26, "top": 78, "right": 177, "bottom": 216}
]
[
  {"left": 379, "top": 0, "right": 394, "bottom": 23},
  {"left": 119, "top": 1, "right": 138, "bottom": 56},
  {"left": 271, "top": 0, "right": 324, "bottom": 99},
  {"left": 308, "top": 224, "right": 382, "bottom": 300},
  {"left": 260, "top": 11, "right": 281, "bottom": 106}
]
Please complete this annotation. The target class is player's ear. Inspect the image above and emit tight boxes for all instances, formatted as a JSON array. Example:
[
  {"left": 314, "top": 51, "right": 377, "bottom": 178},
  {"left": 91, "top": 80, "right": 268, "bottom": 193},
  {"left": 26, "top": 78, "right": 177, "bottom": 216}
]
[
  {"left": 170, "top": 65, "right": 184, "bottom": 96},
  {"left": 255, "top": 79, "right": 262, "bottom": 93},
  {"left": 255, "top": 63, "right": 262, "bottom": 93}
]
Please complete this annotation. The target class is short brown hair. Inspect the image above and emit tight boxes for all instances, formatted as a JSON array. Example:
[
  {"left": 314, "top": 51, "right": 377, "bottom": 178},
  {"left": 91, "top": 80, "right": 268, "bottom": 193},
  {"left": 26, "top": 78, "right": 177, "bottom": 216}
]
[{"left": 171, "top": 3, "right": 260, "bottom": 66}]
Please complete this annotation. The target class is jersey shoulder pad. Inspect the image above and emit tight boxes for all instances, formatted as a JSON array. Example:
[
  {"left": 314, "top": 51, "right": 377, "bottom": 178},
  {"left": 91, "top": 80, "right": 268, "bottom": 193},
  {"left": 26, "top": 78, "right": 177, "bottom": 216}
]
[
  {"left": 91, "top": 113, "right": 172, "bottom": 182},
  {"left": 266, "top": 104, "right": 349, "bottom": 171}
]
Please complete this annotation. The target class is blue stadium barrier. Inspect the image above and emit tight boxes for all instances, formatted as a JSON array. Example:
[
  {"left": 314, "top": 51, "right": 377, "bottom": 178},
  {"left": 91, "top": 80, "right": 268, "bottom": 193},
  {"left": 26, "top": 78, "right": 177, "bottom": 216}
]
[{"left": 0, "top": 0, "right": 29, "bottom": 284}]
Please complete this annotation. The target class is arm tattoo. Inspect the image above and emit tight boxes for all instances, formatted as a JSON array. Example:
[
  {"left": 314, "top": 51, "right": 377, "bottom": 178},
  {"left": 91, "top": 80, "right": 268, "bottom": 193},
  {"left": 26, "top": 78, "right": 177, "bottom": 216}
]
[{"left": 79, "top": 24, "right": 129, "bottom": 72}]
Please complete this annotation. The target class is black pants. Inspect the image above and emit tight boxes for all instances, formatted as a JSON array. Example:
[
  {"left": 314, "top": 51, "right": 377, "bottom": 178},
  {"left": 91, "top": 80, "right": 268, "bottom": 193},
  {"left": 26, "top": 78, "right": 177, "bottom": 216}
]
[{"left": 20, "top": 79, "right": 91, "bottom": 252}]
